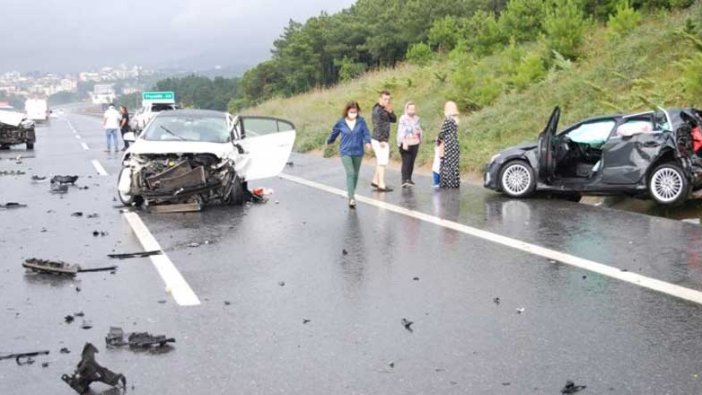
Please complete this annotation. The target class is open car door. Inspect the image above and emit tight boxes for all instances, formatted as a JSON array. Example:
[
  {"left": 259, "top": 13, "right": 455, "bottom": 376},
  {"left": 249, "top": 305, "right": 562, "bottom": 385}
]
[
  {"left": 537, "top": 106, "right": 560, "bottom": 183},
  {"left": 232, "top": 116, "right": 296, "bottom": 181}
]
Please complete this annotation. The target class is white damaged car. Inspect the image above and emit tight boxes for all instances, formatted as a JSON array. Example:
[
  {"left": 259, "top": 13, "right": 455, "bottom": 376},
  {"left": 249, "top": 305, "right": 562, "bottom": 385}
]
[{"left": 117, "top": 109, "right": 295, "bottom": 209}]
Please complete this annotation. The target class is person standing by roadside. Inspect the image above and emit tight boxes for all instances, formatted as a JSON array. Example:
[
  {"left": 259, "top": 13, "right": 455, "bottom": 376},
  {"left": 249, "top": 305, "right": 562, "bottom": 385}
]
[
  {"left": 371, "top": 90, "right": 397, "bottom": 192},
  {"left": 396, "top": 101, "right": 422, "bottom": 188},
  {"left": 119, "top": 105, "right": 131, "bottom": 151},
  {"left": 327, "top": 101, "right": 372, "bottom": 209},
  {"left": 103, "top": 104, "right": 121, "bottom": 153},
  {"left": 438, "top": 101, "right": 461, "bottom": 189}
]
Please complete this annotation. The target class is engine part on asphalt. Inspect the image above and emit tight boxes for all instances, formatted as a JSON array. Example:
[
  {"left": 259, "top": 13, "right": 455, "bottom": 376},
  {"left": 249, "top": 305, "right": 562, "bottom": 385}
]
[
  {"left": 0, "top": 202, "right": 26, "bottom": 209},
  {"left": 62, "top": 343, "right": 126, "bottom": 394},
  {"left": 105, "top": 326, "right": 175, "bottom": 349},
  {"left": 107, "top": 250, "right": 162, "bottom": 259},
  {"left": 561, "top": 380, "right": 587, "bottom": 393},
  {"left": 0, "top": 350, "right": 50, "bottom": 366},
  {"left": 51, "top": 175, "right": 79, "bottom": 185},
  {"left": 23, "top": 258, "right": 117, "bottom": 276}
]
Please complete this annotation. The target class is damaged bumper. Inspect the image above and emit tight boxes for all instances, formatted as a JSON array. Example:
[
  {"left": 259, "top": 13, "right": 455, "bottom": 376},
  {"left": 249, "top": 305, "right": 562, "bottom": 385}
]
[{"left": 119, "top": 153, "right": 240, "bottom": 207}]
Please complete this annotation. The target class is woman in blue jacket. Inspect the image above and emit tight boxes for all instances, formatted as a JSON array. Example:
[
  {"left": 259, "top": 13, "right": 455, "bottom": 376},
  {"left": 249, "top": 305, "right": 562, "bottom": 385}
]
[{"left": 327, "top": 101, "right": 372, "bottom": 208}]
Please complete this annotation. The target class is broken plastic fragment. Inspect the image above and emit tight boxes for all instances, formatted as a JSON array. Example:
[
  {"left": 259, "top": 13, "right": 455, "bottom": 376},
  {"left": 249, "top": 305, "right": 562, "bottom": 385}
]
[
  {"left": 51, "top": 175, "right": 79, "bottom": 185},
  {"left": 561, "top": 380, "right": 586, "bottom": 394},
  {"left": 401, "top": 318, "right": 414, "bottom": 332},
  {"left": 62, "top": 343, "right": 126, "bottom": 394}
]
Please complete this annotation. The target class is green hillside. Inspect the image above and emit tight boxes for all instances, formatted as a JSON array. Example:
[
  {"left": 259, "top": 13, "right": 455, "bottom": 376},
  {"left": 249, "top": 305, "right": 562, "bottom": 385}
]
[{"left": 242, "top": 3, "right": 702, "bottom": 173}]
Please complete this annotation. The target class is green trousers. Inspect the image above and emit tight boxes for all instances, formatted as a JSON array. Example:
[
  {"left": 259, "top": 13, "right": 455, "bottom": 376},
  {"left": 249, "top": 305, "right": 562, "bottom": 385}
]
[{"left": 341, "top": 155, "right": 363, "bottom": 199}]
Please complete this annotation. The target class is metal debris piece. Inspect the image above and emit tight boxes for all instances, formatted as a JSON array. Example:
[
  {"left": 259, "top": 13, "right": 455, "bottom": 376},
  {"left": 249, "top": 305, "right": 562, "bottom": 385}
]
[
  {"left": 0, "top": 350, "right": 50, "bottom": 365},
  {"left": 23, "top": 258, "right": 117, "bottom": 276},
  {"left": 51, "top": 175, "right": 79, "bottom": 185},
  {"left": 561, "top": 380, "right": 587, "bottom": 394},
  {"left": 105, "top": 327, "right": 175, "bottom": 349},
  {"left": 107, "top": 250, "right": 161, "bottom": 259},
  {"left": 0, "top": 170, "right": 26, "bottom": 176},
  {"left": 401, "top": 318, "right": 414, "bottom": 332},
  {"left": 0, "top": 202, "right": 27, "bottom": 209},
  {"left": 62, "top": 343, "right": 126, "bottom": 394}
]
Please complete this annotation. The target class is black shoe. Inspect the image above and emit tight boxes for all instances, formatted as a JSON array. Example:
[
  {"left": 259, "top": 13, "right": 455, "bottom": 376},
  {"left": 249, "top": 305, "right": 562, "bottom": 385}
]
[
  {"left": 376, "top": 186, "right": 393, "bottom": 192},
  {"left": 371, "top": 182, "right": 378, "bottom": 189},
  {"left": 408, "top": 180, "right": 416, "bottom": 185}
]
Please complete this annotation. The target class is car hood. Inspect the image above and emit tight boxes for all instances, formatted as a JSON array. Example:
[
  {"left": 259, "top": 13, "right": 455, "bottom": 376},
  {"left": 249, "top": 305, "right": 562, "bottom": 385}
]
[
  {"left": 127, "top": 139, "right": 232, "bottom": 158},
  {"left": 498, "top": 141, "right": 537, "bottom": 155},
  {"left": 0, "top": 111, "right": 27, "bottom": 127}
]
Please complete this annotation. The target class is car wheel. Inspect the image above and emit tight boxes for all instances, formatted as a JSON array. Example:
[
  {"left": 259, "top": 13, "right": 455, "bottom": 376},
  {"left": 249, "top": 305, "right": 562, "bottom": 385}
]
[
  {"left": 230, "top": 175, "right": 245, "bottom": 206},
  {"left": 499, "top": 160, "right": 536, "bottom": 198},
  {"left": 117, "top": 167, "right": 142, "bottom": 206},
  {"left": 26, "top": 142, "right": 34, "bottom": 150},
  {"left": 648, "top": 163, "right": 689, "bottom": 206}
]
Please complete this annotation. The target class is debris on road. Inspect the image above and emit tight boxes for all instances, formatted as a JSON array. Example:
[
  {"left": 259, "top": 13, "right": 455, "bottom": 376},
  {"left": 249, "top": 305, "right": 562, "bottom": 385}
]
[
  {"left": 50, "top": 183, "right": 68, "bottom": 194},
  {"left": 303, "top": 319, "right": 311, "bottom": 325},
  {"left": 60, "top": 348, "right": 71, "bottom": 354},
  {"left": 86, "top": 213, "right": 98, "bottom": 218},
  {"left": 105, "top": 326, "right": 176, "bottom": 349},
  {"left": 51, "top": 175, "right": 79, "bottom": 185},
  {"left": 0, "top": 350, "right": 50, "bottom": 366},
  {"left": 62, "top": 343, "right": 126, "bottom": 394},
  {"left": 0, "top": 170, "right": 26, "bottom": 176},
  {"left": 23, "top": 258, "right": 117, "bottom": 276},
  {"left": 64, "top": 315, "right": 75, "bottom": 324},
  {"left": 278, "top": 281, "right": 286, "bottom": 287},
  {"left": 92, "top": 230, "right": 108, "bottom": 237},
  {"left": 0, "top": 202, "right": 27, "bottom": 209},
  {"left": 81, "top": 320, "right": 93, "bottom": 330},
  {"left": 493, "top": 297, "right": 501, "bottom": 305},
  {"left": 342, "top": 249, "right": 348, "bottom": 256},
  {"left": 41, "top": 362, "right": 49, "bottom": 368},
  {"left": 224, "top": 301, "right": 231, "bottom": 306},
  {"left": 561, "top": 380, "right": 587, "bottom": 393},
  {"left": 413, "top": 277, "right": 420, "bottom": 281},
  {"left": 516, "top": 308, "right": 526, "bottom": 314},
  {"left": 401, "top": 318, "right": 414, "bottom": 332},
  {"left": 31, "top": 175, "right": 46, "bottom": 181},
  {"left": 108, "top": 250, "right": 162, "bottom": 259},
  {"left": 71, "top": 212, "right": 83, "bottom": 217}
]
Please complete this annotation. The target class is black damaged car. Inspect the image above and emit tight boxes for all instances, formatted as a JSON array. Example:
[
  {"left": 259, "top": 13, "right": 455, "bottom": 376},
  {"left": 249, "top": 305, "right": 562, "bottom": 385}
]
[{"left": 483, "top": 107, "right": 702, "bottom": 205}]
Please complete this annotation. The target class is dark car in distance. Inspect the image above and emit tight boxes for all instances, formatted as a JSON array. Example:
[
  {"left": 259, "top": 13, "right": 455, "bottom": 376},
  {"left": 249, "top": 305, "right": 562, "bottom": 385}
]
[{"left": 483, "top": 107, "right": 702, "bottom": 206}]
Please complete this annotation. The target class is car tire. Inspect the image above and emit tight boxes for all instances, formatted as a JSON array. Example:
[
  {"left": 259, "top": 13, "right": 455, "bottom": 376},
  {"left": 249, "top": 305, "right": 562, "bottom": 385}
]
[
  {"left": 499, "top": 160, "right": 536, "bottom": 198},
  {"left": 648, "top": 163, "right": 689, "bottom": 206},
  {"left": 229, "top": 175, "right": 245, "bottom": 206},
  {"left": 26, "top": 142, "right": 34, "bottom": 150},
  {"left": 117, "top": 167, "right": 142, "bottom": 207}
]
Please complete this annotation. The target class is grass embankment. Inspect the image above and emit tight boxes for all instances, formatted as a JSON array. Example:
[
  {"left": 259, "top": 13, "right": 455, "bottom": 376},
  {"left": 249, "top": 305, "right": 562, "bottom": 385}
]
[{"left": 245, "top": 6, "right": 699, "bottom": 174}]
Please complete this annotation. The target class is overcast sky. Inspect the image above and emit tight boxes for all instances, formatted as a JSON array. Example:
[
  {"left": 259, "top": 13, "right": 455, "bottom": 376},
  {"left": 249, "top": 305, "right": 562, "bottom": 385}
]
[{"left": 1, "top": 0, "right": 356, "bottom": 74}]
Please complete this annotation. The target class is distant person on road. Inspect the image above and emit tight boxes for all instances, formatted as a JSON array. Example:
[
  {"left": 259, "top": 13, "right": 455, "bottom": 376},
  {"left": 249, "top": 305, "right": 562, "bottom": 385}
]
[
  {"left": 327, "top": 101, "right": 372, "bottom": 209},
  {"left": 396, "top": 101, "right": 422, "bottom": 188},
  {"left": 371, "top": 90, "right": 397, "bottom": 192},
  {"left": 119, "top": 105, "right": 130, "bottom": 151},
  {"left": 438, "top": 101, "right": 461, "bottom": 189},
  {"left": 103, "top": 104, "right": 121, "bottom": 153}
]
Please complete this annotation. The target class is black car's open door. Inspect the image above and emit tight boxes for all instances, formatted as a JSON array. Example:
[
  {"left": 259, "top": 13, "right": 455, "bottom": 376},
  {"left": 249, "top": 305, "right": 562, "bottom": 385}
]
[{"left": 537, "top": 106, "right": 560, "bottom": 183}]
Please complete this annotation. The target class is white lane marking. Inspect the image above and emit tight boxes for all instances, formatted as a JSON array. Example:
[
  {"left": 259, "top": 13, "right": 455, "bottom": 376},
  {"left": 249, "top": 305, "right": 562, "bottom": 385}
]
[
  {"left": 280, "top": 173, "right": 702, "bottom": 306},
  {"left": 123, "top": 212, "right": 201, "bottom": 307},
  {"left": 91, "top": 159, "right": 108, "bottom": 176},
  {"left": 80, "top": 142, "right": 89, "bottom": 150}
]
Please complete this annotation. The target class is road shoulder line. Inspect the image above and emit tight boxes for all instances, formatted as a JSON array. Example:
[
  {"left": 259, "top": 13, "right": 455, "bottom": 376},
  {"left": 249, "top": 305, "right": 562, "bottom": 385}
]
[
  {"left": 123, "top": 212, "right": 201, "bottom": 307},
  {"left": 280, "top": 173, "right": 702, "bottom": 306}
]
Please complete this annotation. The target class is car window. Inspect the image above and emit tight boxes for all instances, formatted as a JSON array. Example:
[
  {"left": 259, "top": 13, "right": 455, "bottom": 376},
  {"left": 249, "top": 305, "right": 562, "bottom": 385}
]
[
  {"left": 617, "top": 118, "right": 655, "bottom": 137},
  {"left": 142, "top": 115, "right": 230, "bottom": 143},
  {"left": 240, "top": 118, "right": 294, "bottom": 137},
  {"left": 566, "top": 120, "right": 615, "bottom": 148}
]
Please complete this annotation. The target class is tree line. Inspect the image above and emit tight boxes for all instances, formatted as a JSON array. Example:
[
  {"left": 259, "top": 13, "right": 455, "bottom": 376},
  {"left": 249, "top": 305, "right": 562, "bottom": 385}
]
[{"left": 130, "top": 0, "right": 695, "bottom": 112}]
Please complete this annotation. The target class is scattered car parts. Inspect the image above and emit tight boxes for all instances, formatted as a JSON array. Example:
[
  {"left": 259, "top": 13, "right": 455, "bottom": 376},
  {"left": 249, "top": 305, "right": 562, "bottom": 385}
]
[
  {"left": 51, "top": 175, "right": 79, "bottom": 185},
  {"left": 0, "top": 350, "right": 50, "bottom": 365},
  {"left": 62, "top": 343, "right": 126, "bottom": 394},
  {"left": 0, "top": 202, "right": 26, "bottom": 209},
  {"left": 105, "top": 326, "right": 175, "bottom": 349},
  {"left": 23, "top": 258, "right": 117, "bottom": 276},
  {"left": 108, "top": 250, "right": 162, "bottom": 259}
]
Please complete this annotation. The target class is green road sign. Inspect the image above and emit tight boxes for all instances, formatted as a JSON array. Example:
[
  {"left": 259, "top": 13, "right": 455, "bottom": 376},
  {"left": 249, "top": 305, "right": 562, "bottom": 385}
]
[{"left": 142, "top": 91, "right": 175, "bottom": 101}]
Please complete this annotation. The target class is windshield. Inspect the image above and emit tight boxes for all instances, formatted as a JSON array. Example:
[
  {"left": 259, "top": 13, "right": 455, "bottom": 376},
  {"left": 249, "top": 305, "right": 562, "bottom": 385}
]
[{"left": 142, "top": 114, "right": 230, "bottom": 143}]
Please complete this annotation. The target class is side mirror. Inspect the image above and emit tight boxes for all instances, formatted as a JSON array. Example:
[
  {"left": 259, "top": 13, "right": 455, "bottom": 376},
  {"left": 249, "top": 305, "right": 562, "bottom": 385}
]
[{"left": 123, "top": 131, "right": 136, "bottom": 143}]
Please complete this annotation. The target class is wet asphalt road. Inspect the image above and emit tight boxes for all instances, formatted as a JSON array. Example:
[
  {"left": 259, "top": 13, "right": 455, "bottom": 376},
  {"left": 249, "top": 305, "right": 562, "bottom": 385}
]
[{"left": 1, "top": 110, "right": 702, "bottom": 394}]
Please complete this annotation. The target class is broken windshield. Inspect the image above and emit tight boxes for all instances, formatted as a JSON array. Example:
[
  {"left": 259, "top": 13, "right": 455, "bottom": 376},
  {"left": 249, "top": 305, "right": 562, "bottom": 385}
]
[{"left": 143, "top": 115, "right": 230, "bottom": 143}]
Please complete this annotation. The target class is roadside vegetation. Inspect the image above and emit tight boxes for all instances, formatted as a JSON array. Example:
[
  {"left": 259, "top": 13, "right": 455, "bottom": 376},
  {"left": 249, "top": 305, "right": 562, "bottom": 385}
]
[{"left": 241, "top": 0, "right": 702, "bottom": 172}]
